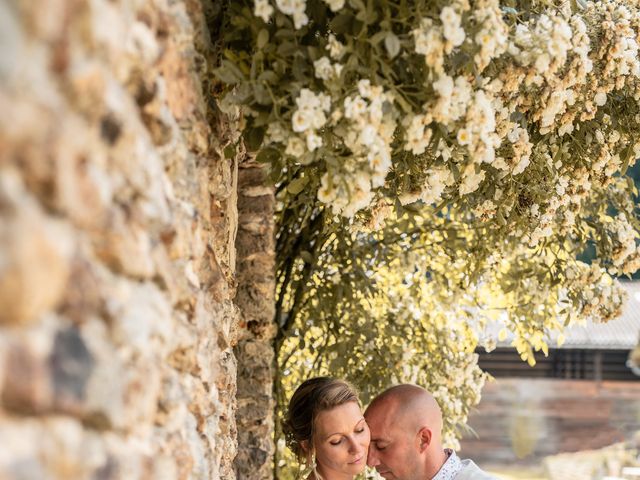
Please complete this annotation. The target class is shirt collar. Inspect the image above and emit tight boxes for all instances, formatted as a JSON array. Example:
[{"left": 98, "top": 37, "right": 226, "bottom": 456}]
[{"left": 431, "top": 449, "right": 463, "bottom": 480}]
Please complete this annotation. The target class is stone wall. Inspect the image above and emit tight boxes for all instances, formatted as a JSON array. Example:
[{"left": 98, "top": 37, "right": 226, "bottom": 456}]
[
  {"left": 234, "top": 162, "right": 276, "bottom": 479},
  {"left": 0, "top": 0, "right": 274, "bottom": 478}
]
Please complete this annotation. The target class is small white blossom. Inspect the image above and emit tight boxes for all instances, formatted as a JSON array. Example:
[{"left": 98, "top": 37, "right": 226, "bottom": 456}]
[
  {"left": 306, "top": 132, "right": 323, "bottom": 151},
  {"left": 326, "top": 34, "right": 345, "bottom": 59},
  {"left": 254, "top": 0, "right": 274, "bottom": 22},
  {"left": 322, "top": 0, "right": 344, "bottom": 12},
  {"left": 285, "top": 137, "right": 305, "bottom": 157},
  {"left": 314, "top": 57, "right": 333, "bottom": 80},
  {"left": 276, "top": 0, "right": 308, "bottom": 29},
  {"left": 459, "top": 164, "right": 485, "bottom": 195}
]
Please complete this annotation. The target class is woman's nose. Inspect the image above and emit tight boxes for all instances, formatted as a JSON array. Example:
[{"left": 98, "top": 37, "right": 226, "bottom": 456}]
[{"left": 347, "top": 437, "right": 361, "bottom": 454}]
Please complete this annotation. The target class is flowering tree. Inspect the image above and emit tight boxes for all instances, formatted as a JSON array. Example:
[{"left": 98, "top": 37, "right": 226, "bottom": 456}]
[{"left": 215, "top": 0, "right": 640, "bottom": 476}]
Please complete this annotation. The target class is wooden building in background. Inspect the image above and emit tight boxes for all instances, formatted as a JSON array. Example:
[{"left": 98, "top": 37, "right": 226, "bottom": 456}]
[{"left": 459, "top": 282, "right": 640, "bottom": 469}]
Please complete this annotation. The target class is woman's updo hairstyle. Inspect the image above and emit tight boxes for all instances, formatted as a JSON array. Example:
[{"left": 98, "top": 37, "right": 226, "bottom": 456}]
[{"left": 283, "top": 377, "right": 359, "bottom": 461}]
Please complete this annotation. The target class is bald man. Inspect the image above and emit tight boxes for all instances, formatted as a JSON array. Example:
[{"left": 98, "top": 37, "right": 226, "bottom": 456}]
[{"left": 364, "top": 384, "right": 495, "bottom": 480}]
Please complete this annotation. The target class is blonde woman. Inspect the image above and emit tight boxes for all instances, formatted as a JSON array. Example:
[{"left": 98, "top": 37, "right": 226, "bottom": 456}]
[{"left": 284, "top": 377, "right": 370, "bottom": 479}]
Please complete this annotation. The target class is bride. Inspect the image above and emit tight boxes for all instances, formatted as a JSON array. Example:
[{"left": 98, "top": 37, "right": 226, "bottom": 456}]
[{"left": 284, "top": 377, "right": 371, "bottom": 480}]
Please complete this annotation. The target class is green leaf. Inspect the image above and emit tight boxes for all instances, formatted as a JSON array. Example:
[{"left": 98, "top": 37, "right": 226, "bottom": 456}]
[
  {"left": 277, "top": 42, "right": 298, "bottom": 57},
  {"left": 385, "top": 32, "right": 401, "bottom": 59},
  {"left": 256, "top": 146, "right": 281, "bottom": 164},
  {"left": 257, "top": 29, "right": 269, "bottom": 49},
  {"left": 253, "top": 111, "right": 272, "bottom": 127},
  {"left": 292, "top": 56, "right": 310, "bottom": 81},
  {"left": 287, "top": 176, "right": 310, "bottom": 195},
  {"left": 253, "top": 83, "right": 272, "bottom": 105},
  {"left": 224, "top": 144, "right": 236, "bottom": 159},
  {"left": 300, "top": 250, "right": 314, "bottom": 263},
  {"left": 213, "top": 63, "right": 244, "bottom": 84},
  {"left": 330, "top": 12, "right": 354, "bottom": 34},
  {"left": 258, "top": 70, "right": 279, "bottom": 84},
  {"left": 244, "top": 126, "right": 265, "bottom": 152},
  {"left": 369, "top": 31, "right": 387, "bottom": 44},
  {"left": 620, "top": 145, "right": 633, "bottom": 175}
]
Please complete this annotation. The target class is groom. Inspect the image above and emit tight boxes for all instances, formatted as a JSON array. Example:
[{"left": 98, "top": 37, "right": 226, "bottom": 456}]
[{"left": 364, "top": 384, "right": 496, "bottom": 480}]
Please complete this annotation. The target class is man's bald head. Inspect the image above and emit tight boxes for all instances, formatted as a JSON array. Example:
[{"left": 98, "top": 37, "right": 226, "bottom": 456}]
[
  {"left": 364, "top": 385, "right": 447, "bottom": 479},
  {"left": 366, "top": 384, "right": 443, "bottom": 439}
]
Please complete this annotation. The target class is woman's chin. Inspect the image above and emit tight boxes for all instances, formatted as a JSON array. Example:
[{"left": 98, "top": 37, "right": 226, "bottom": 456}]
[{"left": 346, "top": 457, "right": 366, "bottom": 473}]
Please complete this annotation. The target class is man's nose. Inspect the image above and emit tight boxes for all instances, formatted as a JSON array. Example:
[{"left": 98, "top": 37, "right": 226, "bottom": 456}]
[{"left": 367, "top": 448, "right": 379, "bottom": 467}]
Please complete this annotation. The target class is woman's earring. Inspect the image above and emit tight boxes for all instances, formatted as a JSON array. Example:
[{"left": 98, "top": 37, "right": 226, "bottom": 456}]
[{"left": 301, "top": 450, "right": 316, "bottom": 477}]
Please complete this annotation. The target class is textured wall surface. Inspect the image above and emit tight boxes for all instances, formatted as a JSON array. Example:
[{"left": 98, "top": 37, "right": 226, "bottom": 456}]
[
  {"left": 0, "top": 0, "right": 273, "bottom": 478},
  {"left": 234, "top": 162, "right": 276, "bottom": 479}
]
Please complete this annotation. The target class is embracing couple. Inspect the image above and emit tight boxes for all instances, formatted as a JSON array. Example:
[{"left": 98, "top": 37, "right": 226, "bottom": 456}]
[{"left": 283, "top": 377, "right": 496, "bottom": 480}]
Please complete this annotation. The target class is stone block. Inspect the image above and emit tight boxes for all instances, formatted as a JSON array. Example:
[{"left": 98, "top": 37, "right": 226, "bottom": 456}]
[
  {"left": 58, "top": 253, "right": 104, "bottom": 325},
  {"left": 93, "top": 208, "right": 156, "bottom": 279},
  {"left": 1, "top": 338, "right": 54, "bottom": 414},
  {"left": 0, "top": 170, "right": 75, "bottom": 326},
  {"left": 0, "top": 1, "right": 23, "bottom": 83},
  {"left": 50, "top": 327, "right": 95, "bottom": 413},
  {"left": 51, "top": 114, "right": 114, "bottom": 229},
  {"left": 103, "top": 278, "right": 172, "bottom": 354}
]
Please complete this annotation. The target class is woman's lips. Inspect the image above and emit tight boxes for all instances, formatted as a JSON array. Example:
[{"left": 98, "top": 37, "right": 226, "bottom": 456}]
[{"left": 349, "top": 456, "right": 363, "bottom": 464}]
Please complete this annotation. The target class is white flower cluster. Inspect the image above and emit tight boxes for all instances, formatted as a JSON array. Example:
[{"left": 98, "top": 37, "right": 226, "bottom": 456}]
[
  {"left": 255, "top": 0, "right": 344, "bottom": 27},
  {"left": 326, "top": 34, "right": 346, "bottom": 59},
  {"left": 440, "top": 7, "right": 466, "bottom": 49},
  {"left": 290, "top": 88, "right": 331, "bottom": 152},
  {"left": 494, "top": 125, "right": 532, "bottom": 174},
  {"left": 565, "top": 262, "right": 626, "bottom": 323},
  {"left": 313, "top": 56, "right": 343, "bottom": 81},
  {"left": 497, "top": 13, "right": 592, "bottom": 140},
  {"left": 411, "top": 18, "right": 453, "bottom": 73},
  {"left": 421, "top": 166, "right": 455, "bottom": 206},
  {"left": 317, "top": 80, "right": 396, "bottom": 217},
  {"left": 248, "top": 0, "right": 640, "bottom": 228},
  {"left": 539, "top": 89, "right": 577, "bottom": 134},
  {"left": 404, "top": 113, "right": 433, "bottom": 155},
  {"left": 604, "top": 4, "right": 640, "bottom": 79},
  {"left": 275, "top": 0, "right": 308, "bottom": 29},
  {"left": 472, "top": 0, "right": 508, "bottom": 71},
  {"left": 459, "top": 163, "right": 485, "bottom": 196},
  {"left": 522, "top": 160, "right": 590, "bottom": 247},
  {"left": 254, "top": 0, "right": 274, "bottom": 23},
  {"left": 406, "top": 73, "right": 500, "bottom": 197},
  {"left": 473, "top": 199, "right": 497, "bottom": 221},
  {"left": 510, "top": 14, "right": 573, "bottom": 77},
  {"left": 459, "top": 89, "right": 500, "bottom": 167},
  {"left": 322, "top": 0, "right": 344, "bottom": 12},
  {"left": 432, "top": 74, "right": 473, "bottom": 125},
  {"left": 608, "top": 213, "right": 640, "bottom": 275},
  {"left": 431, "top": 352, "right": 486, "bottom": 449}
]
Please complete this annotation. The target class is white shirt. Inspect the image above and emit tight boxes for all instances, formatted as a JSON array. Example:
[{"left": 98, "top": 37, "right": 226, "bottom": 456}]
[{"left": 432, "top": 449, "right": 463, "bottom": 480}]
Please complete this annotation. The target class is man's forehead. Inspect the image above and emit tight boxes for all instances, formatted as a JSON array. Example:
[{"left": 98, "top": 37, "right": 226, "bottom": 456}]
[{"left": 365, "top": 399, "right": 400, "bottom": 429}]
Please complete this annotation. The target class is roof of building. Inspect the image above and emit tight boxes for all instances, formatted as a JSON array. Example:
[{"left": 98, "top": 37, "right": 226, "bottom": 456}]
[{"left": 490, "top": 281, "right": 640, "bottom": 351}]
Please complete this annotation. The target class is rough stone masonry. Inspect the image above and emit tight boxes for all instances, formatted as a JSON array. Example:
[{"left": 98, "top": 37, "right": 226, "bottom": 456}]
[{"left": 0, "top": 0, "right": 274, "bottom": 478}]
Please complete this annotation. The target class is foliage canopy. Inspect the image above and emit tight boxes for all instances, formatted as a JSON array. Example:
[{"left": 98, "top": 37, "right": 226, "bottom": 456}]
[{"left": 215, "top": 0, "right": 640, "bottom": 476}]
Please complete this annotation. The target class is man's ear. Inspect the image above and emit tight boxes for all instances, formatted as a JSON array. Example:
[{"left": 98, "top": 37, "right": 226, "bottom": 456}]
[{"left": 417, "top": 427, "right": 432, "bottom": 452}]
